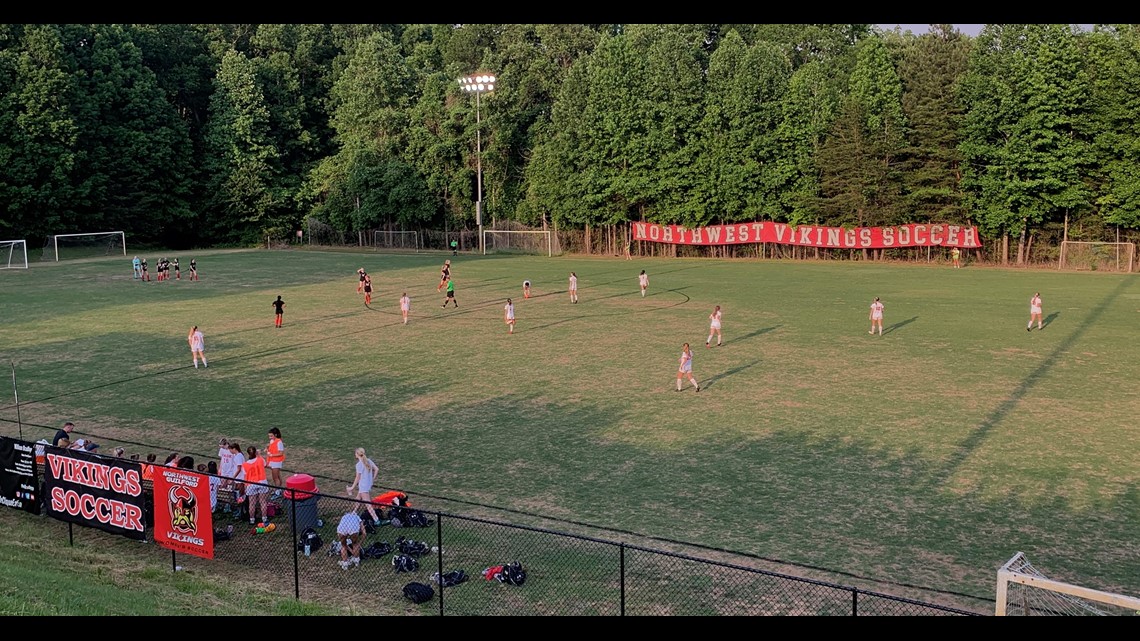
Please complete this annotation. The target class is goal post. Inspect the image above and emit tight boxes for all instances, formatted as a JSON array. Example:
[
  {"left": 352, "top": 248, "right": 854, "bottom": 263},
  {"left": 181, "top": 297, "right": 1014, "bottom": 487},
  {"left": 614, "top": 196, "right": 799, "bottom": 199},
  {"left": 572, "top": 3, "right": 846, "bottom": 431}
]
[
  {"left": 1058, "top": 241, "right": 1134, "bottom": 273},
  {"left": 482, "top": 229, "right": 553, "bottom": 257},
  {"left": 0, "top": 239, "right": 29, "bottom": 269},
  {"left": 996, "top": 552, "right": 1140, "bottom": 616},
  {"left": 371, "top": 230, "right": 420, "bottom": 252},
  {"left": 43, "top": 231, "right": 127, "bottom": 262}
]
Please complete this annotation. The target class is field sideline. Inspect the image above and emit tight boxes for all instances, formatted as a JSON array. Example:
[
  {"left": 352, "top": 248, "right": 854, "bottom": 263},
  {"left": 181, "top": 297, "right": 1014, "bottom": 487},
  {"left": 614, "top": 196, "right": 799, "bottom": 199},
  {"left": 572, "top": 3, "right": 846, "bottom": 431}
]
[{"left": 1, "top": 248, "right": 1138, "bottom": 608}]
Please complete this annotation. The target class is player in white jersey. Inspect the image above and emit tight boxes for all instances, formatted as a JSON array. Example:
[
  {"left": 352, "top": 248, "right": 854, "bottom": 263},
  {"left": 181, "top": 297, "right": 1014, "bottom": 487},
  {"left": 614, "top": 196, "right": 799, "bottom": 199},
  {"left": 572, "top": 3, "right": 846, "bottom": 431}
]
[
  {"left": 400, "top": 292, "right": 411, "bottom": 325},
  {"left": 504, "top": 298, "right": 516, "bottom": 334},
  {"left": 1028, "top": 292, "right": 1042, "bottom": 331},
  {"left": 217, "top": 438, "right": 237, "bottom": 512},
  {"left": 706, "top": 305, "right": 722, "bottom": 348},
  {"left": 568, "top": 272, "right": 578, "bottom": 303},
  {"left": 188, "top": 325, "right": 208, "bottom": 368},
  {"left": 676, "top": 343, "right": 699, "bottom": 392},
  {"left": 639, "top": 270, "right": 649, "bottom": 297},
  {"left": 868, "top": 297, "right": 884, "bottom": 336}
]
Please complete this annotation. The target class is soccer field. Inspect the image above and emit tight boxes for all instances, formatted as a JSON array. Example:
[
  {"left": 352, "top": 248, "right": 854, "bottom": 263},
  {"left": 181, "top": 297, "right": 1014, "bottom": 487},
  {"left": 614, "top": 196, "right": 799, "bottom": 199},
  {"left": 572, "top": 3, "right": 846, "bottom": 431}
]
[{"left": 2, "top": 248, "right": 1138, "bottom": 606}]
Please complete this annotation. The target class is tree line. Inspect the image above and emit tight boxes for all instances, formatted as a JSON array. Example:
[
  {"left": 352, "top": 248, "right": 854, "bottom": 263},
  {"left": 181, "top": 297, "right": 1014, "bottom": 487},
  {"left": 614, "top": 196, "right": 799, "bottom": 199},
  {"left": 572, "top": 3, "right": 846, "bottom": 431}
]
[{"left": 1, "top": 24, "right": 1137, "bottom": 263}]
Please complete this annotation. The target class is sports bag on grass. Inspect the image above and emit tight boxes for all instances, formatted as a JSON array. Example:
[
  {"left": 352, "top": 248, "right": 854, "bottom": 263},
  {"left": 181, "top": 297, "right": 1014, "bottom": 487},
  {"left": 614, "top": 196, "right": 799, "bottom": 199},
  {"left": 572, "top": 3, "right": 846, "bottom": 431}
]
[
  {"left": 392, "top": 553, "right": 419, "bottom": 573},
  {"left": 403, "top": 581, "right": 434, "bottom": 604}
]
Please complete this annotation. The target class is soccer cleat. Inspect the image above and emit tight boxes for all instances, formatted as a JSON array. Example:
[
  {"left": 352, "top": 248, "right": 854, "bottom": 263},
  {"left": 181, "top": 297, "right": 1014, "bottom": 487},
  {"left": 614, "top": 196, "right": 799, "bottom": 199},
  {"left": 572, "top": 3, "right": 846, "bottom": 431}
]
[
  {"left": 352, "top": 556, "right": 361, "bottom": 567},
  {"left": 695, "top": 385, "right": 700, "bottom": 393},
  {"left": 717, "top": 342, "right": 722, "bottom": 347},
  {"left": 1027, "top": 327, "right": 1031, "bottom": 332},
  {"left": 706, "top": 343, "right": 710, "bottom": 348},
  {"left": 339, "top": 560, "right": 350, "bottom": 569}
]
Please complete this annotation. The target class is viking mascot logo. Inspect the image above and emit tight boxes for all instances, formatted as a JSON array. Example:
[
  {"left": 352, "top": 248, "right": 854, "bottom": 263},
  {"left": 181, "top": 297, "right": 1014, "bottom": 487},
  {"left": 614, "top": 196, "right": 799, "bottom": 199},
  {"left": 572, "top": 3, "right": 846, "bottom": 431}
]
[{"left": 168, "top": 484, "right": 197, "bottom": 534}]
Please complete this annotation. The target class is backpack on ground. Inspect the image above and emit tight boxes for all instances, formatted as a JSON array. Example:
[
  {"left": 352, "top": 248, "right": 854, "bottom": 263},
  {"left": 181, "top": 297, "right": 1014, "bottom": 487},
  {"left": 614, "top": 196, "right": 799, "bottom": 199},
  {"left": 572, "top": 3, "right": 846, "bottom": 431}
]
[
  {"left": 431, "top": 569, "right": 468, "bottom": 587},
  {"left": 402, "top": 581, "right": 434, "bottom": 604},
  {"left": 295, "top": 527, "right": 322, "bottom": 554},
  {"left": 483, "top": 561, "right": 526, "bottom": 586},
  {"left": 361, "top": 541, "right": 392, "bottom": 559},
  {"left": 392, "top": 553, "right": 419, "bottom": 573},
  {"left": 396, "top": 536, "right": 430, "bottom": 557}
]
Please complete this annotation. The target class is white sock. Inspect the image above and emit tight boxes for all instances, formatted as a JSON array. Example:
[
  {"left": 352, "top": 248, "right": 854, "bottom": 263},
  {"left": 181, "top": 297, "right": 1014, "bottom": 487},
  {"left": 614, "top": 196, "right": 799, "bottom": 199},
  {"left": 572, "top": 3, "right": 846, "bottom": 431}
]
[
  {"left": 193, "top": 359, "right": 198, "bottom": 368},
  {"left": 676, "top": 379, "right": 681, "bottom": 391},
  {"left": 202, "top": 358, "right": 208, "bottom": 367},
  {"left": 707, "top": 335, "right": 713, "bottom": 345}
]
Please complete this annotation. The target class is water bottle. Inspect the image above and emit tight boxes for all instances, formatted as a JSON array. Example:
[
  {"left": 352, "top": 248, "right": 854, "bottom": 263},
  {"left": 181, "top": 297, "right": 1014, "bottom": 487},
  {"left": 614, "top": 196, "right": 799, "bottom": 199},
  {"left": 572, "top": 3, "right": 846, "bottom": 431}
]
[{"left": 304, "top": 542, "right": 311, "bottom": 557}]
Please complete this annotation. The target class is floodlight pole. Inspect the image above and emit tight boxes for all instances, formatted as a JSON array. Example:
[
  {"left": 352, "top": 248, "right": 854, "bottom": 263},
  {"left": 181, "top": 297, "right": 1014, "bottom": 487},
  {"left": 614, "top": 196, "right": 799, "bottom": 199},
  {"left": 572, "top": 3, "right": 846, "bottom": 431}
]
[{"left": 459, "top": 73, "right": 495, "bottom": 256}]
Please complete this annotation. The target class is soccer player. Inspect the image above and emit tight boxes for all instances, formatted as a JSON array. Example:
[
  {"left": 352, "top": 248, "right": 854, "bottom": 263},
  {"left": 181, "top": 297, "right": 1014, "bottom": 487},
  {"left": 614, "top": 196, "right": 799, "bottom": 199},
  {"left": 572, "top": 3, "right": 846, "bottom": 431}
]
[
  {"left": 173, "top": 258, "right": 181, "bottom": 280},
  {"left": 346, "top": 447, "right": 382, "bottom": 525},
  {"left": 639, "top": 270, "right": 649, "bottom": 297},
  {"left": 569, "top": 272, "right": 578, "bottom": 303},
  {"left": 450, "top": 239, "right": 458, "bottom": 255},
  {"left": 523, "top": 280, "right": 532, "bottom": 299},
  {"left": 951, "top": 247, "right": 961, "bottom": 269},
  {"left": 441, "top": 276, "right": 457, "bottom": 308},
  {"left": 272, "top": 295, "right": 285, "bottom": 327},
  {"left": 707, "top": 305, "right": 723, "bottom": 348},
  {"left": 363, "top": 274, "right": 373, "bottom": 306},
  {"left": 356, "top": 268, "right": 367, "bottom": 294},
  {"left": 141, "top": 258, "right": 150, "bottom": 281},
  {"left": 869, "top": 297, "right": 884, "bottom": 336},
  {"left": 400, "top": 292, "right": 411, "bottom": 325},
  {"left": 189, "top": 258, "right": 199, "bottom": 281},
  {"left": 437, "top": 260, "right": 451, "bottom": 292},
  {"left": 676, "top": 343, "right": 699, "bottom": 392},
  {"left": 504, "top": 298, "right": 516, "bottom": 334},
  {"left": 1028, "top": 292, "right": 1043, "bottom": 331},
  {"left": 239, "top": 446, "right": 270, "bottom": 526},
  {"left": 266, "top": 427, "right": 286, "bottom": 494},
  {"left": 188, "top": 325, "right": 207, "bottom": 368},
  {"left": 132, "top": 255, "right": 141, "bottom": 280}
]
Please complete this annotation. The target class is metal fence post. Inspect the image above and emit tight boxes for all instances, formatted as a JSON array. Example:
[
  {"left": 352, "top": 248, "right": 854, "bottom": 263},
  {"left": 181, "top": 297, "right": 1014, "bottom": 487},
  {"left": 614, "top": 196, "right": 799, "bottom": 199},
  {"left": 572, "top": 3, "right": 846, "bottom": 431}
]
[
  {"left": 437, "top": 511, "right": 444, "bottom": 616},
  {"left": 620, "top": 542, "right": 626, "bottom": 616},
  {"left": 291, "top": 493, "right": 299, "bottom": 599}
]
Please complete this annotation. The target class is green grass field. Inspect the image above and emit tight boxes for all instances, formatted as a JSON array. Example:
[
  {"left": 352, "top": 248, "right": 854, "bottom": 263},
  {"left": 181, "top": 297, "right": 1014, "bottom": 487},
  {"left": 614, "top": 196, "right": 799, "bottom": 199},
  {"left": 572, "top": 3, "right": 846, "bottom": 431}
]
[{"left": 2, "top": 247, "right": 1138, "bottom": 611}]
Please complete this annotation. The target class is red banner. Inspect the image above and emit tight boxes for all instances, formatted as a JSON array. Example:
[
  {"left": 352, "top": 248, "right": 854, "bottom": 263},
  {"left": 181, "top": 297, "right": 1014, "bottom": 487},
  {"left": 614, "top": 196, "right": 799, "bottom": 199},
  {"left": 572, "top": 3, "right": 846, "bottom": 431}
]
[
  {"left": 153, "top": 467, "right": 214, "bottom": 559},
  {"left": 632, "top": 222, "right": 982, "bottom": 248}
]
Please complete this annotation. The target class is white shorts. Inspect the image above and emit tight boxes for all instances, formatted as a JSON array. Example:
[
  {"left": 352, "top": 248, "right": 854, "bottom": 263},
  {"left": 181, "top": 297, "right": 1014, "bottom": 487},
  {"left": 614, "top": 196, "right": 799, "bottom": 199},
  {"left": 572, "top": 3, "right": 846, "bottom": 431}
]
[
  {"left": 268, "top": 461, "right": 283, "bottom": 469},
  {"left": 872, "top": 314, "right": 883, "bottom": 321},
  {"left": 679, "top": 364, "right": 692, "bottom": 374},
  {"left": 1031, "top": 306, "right": 1041, "bottom": 314},
  {"left": 359, "top": 482, "right": 373, "bottom": 495},
  {"left": 710, "top": 321, "right": 721, "bottom": 330},
  {"left": 246, "top": 484, "right": 268, "bottom": 496}
]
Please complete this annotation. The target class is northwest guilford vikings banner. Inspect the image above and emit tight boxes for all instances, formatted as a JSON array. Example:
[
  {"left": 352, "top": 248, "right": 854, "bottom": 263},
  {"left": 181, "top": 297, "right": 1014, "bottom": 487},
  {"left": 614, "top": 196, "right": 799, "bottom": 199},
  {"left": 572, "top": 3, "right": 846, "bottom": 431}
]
[
  {"left": 43, "top": 446, "right": 145, "bottom": 540},
  {"left": 0, "top": 437, "right": 40, "bottom": 515},
  {"left": 152, "top": 467, "right": 214, "bottom": 559},
  {"left": 632, "top": 221, "right": 982, "bottom": 248}
]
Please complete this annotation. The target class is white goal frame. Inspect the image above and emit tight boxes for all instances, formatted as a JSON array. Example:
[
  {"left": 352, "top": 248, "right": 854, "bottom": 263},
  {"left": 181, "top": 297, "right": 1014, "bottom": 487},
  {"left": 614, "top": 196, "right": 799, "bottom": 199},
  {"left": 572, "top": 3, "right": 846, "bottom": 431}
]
[
  {"left": 45, "top": 231, "right": 127, "bottom": 262},
  {"left": 372, "top": 230, "right": 420, "bottom": 252},
  {"left": 481, "top": 230, "right": 553, "bottom": 257},
  {"left": 996, "top": 552, "right": 1140, "bottom": 616},
  {"left": 1058, "top": 240, "right": 1134, "bottom": 273},
  {"left": 0, "top": 239, "right": 29, "bottom": 269}
]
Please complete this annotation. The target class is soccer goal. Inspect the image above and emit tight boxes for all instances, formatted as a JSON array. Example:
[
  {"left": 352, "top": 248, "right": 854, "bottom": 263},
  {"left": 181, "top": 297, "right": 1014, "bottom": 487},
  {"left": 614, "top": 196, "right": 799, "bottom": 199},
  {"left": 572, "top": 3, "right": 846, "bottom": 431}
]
[
  {"left": 42, "top": 231, "right": 126, "bottom": 262},
  {"left": 1058, "top": 241, "right": 1135, "bottom": 272},
  {"left": 995, "top": 552, "right": 1140, "bottom": 616},
  {"left": 0, "top": 239, "right": 29, "bottom": 269},
  {"left": 482, "top": 230, "right": 553, "bottom": 256},
  {"left": 372, "top": 230, "right": 420, "bottom": 252}
]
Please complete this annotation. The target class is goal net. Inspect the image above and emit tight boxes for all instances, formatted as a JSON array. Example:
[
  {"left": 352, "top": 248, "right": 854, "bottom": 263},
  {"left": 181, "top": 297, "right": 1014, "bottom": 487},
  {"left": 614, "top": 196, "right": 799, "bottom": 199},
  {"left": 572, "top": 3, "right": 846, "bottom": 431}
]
[
  {"left": 1058, "top": 241, "right": 1135, "bottom": 272},
  {"left": 995, "top": 552, "right": 1140, "bottom": 616},
  {"left": 43, "top": 231, "right": 126, "bottom": 262},
  {"left": 482, "top": 230, "right": 553, "bottom": 256},
  {"left": 372, "top": 230, "right": 420, "bottom": 252},
  {"left": 0, "top": 239, "right": 28, "bottom": 269}
]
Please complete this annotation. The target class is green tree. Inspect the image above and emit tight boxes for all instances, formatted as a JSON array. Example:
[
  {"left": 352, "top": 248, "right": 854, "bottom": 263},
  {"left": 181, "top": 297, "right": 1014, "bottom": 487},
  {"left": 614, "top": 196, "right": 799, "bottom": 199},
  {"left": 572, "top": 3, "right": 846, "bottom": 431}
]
[
  {"left": 960, "top": 24, "right": 1092, "bottom": 262},
  {"left": 202, "top": 48, "right": 285, "bottom": 243},
  {"left": 1086, "top": 25, "right": 1140, "bottom": 230},
  {"left": 892, "top": 25, "right": 972, "bottom": 224},
  {"left": 0, "top": 24, "right": 79, "bottom": 240}
]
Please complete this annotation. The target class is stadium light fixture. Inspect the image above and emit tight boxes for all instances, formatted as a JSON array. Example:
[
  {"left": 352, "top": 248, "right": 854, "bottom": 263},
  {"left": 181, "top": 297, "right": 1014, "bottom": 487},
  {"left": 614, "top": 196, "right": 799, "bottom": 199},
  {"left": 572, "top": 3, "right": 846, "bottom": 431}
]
[{"left": 458, "top": 73, "right": 496, "bottom": 255}]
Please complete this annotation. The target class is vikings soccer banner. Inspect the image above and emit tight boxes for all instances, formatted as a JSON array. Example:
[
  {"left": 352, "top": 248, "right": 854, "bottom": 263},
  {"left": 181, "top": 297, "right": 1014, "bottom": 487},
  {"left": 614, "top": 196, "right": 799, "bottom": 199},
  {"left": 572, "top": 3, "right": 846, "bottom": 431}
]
[
  {"left": 43, "top": 446, "right": 145, "bottom": 540},
  {"left": 632, "top": 221, "right": 982, "bottom": 248},
  {"left": 152, "top": 467, "right": 214, "bottom": 559},
  {"left": 0, "top": 437, "right": 40, "bottom": 515}
]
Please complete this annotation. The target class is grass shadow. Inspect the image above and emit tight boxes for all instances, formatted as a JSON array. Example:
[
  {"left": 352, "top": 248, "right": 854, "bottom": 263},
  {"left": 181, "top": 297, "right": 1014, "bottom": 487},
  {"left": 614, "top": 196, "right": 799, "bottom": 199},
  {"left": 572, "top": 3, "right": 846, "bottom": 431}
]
[
  {"left": 700, "top": 359, "right": 763, "bottom": 390},
  {"left": 728, "top": 324, "right": 781, "bottom": 346},
  {"left": 1042, "top": 311, "right": 1060, "bottom": 328},
  {"left": 883, "top": 316, "right": 918, "bottom": 335}
]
